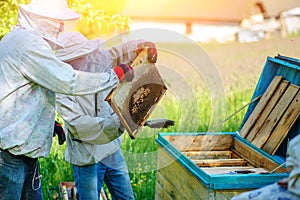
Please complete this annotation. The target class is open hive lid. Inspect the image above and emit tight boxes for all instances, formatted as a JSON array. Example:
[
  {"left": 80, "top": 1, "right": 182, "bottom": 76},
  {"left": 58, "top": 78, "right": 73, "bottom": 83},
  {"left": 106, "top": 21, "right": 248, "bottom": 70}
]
[
  {"left": 239, "top": 55, "right": 300, "bottom": 157},
  {"left": 106, "top": 50, "right": 167, "bottom": 138}
]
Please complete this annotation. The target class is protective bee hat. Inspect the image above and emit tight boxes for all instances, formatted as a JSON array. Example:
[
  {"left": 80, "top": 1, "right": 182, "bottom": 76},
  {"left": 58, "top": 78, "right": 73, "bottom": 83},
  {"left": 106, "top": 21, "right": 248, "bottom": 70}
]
[{"left": 19, "top": 0, "right": 81, "bottom": 21}]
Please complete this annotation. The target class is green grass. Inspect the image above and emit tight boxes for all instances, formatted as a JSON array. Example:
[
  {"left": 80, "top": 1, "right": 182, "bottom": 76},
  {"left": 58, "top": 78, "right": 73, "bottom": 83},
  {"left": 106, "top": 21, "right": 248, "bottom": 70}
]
[{"left": 40, "top": 87, "right": 253, "bottom": 199}]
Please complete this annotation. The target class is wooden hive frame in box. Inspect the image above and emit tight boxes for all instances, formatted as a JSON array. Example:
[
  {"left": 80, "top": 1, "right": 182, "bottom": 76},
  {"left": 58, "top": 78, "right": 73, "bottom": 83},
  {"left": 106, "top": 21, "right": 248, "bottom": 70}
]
[
  {"left": 106, "top": 49, "right": 167, "bottom": 138},
  {"left": 155, "top": 133, "right": 289, "bottom": 200},
  {"left": 165, "top": 134, "right": 287, "bottom": 174}
]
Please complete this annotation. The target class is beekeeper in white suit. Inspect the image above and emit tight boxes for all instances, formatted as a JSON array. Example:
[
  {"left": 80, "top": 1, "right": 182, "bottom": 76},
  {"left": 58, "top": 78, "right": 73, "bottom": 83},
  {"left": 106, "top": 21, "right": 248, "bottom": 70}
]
[
  {"left": 0, "top": 0, "right": 137, "bottom": 199},
  {"left": 55, "top": 32, "right": 149, "bottom": 200}
]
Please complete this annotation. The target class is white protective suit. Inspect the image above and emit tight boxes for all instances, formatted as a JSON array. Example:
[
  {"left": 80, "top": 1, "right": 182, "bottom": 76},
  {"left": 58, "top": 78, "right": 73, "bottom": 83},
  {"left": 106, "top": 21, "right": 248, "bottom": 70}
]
[
  {"left": 286, "top": 134, "right": 300, "bottom": 196},
  {"left": 0, "top": 5, "right": 119, "bottom": 158},
  {"left": 55, "top": 32, "right": 144, "bottom": 165}
]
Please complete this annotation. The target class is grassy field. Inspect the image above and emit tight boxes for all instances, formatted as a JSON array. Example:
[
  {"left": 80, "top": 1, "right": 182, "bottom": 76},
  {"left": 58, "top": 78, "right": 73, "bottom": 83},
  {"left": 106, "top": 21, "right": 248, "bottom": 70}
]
[
  {"left": 41, "top": 35, "right": 300, "bottom": 199},
  {"left": 203, "top": 35, "right": 300, "bottom": 89}
]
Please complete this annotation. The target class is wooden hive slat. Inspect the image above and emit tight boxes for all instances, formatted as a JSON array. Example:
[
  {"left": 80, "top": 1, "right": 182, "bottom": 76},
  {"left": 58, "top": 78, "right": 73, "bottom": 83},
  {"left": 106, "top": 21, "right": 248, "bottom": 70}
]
[
  {"left": 251, "top": 83, "right": 299, "bottom": 148},
  {"left": 193, "top": 158, "right": 248, "bottom": 167},
  {"left": 239, "top": 76, "right": 283, "bottom": 138},
  {"left": 201, "top": 166, "right": 268, "bottom": 175},
  {"left": 238, "top": 75, "right": 300, "bottom": 155},
  {"left": 232, "top": 137, "right": 287, "bottom": 172},
  {"left": 182, "top": 150, "right": 232, "bottom": 159},
  {"left": 262, "top": 88, "right": 300, "bottom": 155},
  {"left": 167, "top": 134, "right": 233, "bottom": 151},
  {"left": 245, "top": 79, "right": 289, "bottom": 142}
]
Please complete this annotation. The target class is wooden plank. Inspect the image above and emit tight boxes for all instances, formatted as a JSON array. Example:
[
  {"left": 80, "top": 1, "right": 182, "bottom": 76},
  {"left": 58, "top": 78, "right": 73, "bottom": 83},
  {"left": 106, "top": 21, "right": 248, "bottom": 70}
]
[
  {"left": 154, "top": 192, "right": 161, "bottom": 200},
  {"left": 183, "top": 150, "right": 232, "bottom": 159},
  {"left": 193, "top": 159, "right": 248, "bottom": 167},
  {"left": 157, "top": 147, "right": 210, "bottom": 198},
  {"left": 157, "top": 147, "right": 205, "bottom": 187},
  {"left": 240, "top": 76, "right": 283, "bottom": 138},
  {"left": 154, "top": 190, "right": 162, "bottom": 200},
  {"left": 212, "top": 189, "right": 250, "bottom": 200},
  {"left": 263, "top": 89, "right": 300, "bottom": 155},
  {"left": 245, "top": 80, "right": 290, "bottom": 142},
  {"left": 231, "top": 152, "right": 241, "bottom": 159},
  {"left": 156, "top": 171, "right": 200, "bottom": 200},
  {"left": 155, "top": 171, "right": 179, "bottom": 200},
  {"left": 201, "top": 166, "right": 268, "bottom": 175},
  {"left": 157, "top": 167, "right": 209, "bottom": 199},
  {"left": 251, "top": 84, "right": 299, "bottom": 148},
  {"left": 232, "top": 138, "right": 287, "bottom": 172},
  {"left": 166, "top": 134, "right": 233, "bottom": 151}
]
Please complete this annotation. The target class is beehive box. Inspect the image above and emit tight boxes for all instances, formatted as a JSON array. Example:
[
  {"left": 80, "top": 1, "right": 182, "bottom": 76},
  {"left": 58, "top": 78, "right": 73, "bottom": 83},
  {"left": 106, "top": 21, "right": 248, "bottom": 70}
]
[
  {"left": 156, "top": 133, "right": 288, "bottom": 200},
  {"left": 155, "top": 55, "right": 300, "bottom": 200}
]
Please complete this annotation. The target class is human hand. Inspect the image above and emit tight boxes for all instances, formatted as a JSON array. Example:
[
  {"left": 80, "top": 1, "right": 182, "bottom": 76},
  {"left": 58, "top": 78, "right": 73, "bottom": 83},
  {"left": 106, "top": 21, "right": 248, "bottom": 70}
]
[
  {"left": 137, "top": 42, "right": 157, "bottom": 63},
  {"left": 113, "top": 64, "right": 134, "bottom": 82},
  {"left": 53, "top": 121, "right": 66, "bottom": 145},
  {"left": 277, "top": 178, "right": 289, "bottom": 189}
]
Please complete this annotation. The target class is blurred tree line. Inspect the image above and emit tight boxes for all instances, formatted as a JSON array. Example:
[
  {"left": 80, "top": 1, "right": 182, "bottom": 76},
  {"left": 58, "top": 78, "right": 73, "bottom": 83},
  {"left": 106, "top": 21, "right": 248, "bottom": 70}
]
[
  {"left": 69, "top": 0, "right": 131, "bottom": 39},
  {"left": 0, "top": 0, "right": 131, "bottom": 40}
]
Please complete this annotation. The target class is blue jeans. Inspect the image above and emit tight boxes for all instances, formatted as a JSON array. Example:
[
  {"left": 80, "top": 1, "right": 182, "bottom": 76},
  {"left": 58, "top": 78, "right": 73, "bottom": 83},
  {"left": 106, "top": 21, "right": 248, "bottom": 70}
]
[
  {"left": 0, "top": 149, "right": 42, "bottom": 200},
  {"left": 73, "top": 149, "right": 134, "bottom": 200}
]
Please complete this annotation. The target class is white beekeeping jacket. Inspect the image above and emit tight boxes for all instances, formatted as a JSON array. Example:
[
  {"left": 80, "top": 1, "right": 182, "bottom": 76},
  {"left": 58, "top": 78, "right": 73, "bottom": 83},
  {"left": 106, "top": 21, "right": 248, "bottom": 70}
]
[
  {"left": 0, "top": 11, "right": 119, "bottom": 158},
  {"left": 286, "top": 134, "right": 300, "bottom": 196},
  {"left": 55, "top": 32, "right": 144, "bottom": 165}
]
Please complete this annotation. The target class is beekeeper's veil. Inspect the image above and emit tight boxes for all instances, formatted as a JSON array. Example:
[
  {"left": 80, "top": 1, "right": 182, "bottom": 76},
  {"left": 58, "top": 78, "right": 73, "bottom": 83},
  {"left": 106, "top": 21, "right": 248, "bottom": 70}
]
[{"left": 17, "top": 0, "right": 81, "bottom": 46}]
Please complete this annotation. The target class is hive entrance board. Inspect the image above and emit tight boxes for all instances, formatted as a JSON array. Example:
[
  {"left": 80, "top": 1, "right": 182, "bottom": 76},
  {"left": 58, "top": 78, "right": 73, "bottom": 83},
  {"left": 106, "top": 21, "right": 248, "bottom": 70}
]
[
  {"left": 106, "top": 50, "right": 167, "bottom": 139},
  {"left": 239, "top": 76, "right": 300, "bottom": 155}
]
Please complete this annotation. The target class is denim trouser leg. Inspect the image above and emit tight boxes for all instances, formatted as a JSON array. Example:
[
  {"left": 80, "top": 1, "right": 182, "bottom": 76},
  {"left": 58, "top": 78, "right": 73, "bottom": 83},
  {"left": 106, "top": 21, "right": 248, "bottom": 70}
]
[
  {"left": 0, "top": 149, "right": 42, "bottom": 200},
  {"left": 73, "top": 164, "right": 99, "bottom": 200},
  {"left": 73, "top": 149, "right": 134, "bottom": 200},
  {"left": 101, "top": 149, "right": 135, "bottom": 200}
]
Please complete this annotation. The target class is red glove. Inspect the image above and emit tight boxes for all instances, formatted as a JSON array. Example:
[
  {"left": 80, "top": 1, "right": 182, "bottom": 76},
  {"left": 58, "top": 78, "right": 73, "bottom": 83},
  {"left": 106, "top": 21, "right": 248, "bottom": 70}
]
[
  {"left": 114, "top": 64, "right": 134, "bottom": 82},
  {"left": 137, "top": 42, "right": 157, "bottom": 63},
  {"left": 53, "top": 121, "right": 66, "bottom": 145}
]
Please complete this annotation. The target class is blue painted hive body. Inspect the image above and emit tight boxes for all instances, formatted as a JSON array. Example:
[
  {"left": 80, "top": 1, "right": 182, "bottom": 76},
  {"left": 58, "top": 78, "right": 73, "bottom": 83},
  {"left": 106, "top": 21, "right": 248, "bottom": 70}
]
[{"left": 155, "top": 55, "right": 300, "bottom": 200}]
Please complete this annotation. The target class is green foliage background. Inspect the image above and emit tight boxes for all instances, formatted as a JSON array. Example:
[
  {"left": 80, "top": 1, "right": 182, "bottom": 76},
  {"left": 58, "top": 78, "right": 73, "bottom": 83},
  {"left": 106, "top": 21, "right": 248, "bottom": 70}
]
[
  {"left": 0, "top": 0, "right": 29, "bottom": 40},
  {"left": 68, "top": 0, "right": 131, "bottom": 39}
]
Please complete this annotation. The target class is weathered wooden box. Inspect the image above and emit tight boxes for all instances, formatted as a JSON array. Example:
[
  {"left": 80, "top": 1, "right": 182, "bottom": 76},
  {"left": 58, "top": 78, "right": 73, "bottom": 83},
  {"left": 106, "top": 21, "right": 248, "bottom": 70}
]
[
  {"left": 155, "top": 133, "right": 288, "bottom": 199},
  {"left": 155, "top": 55, "right": 300, "bottom": 200}
]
